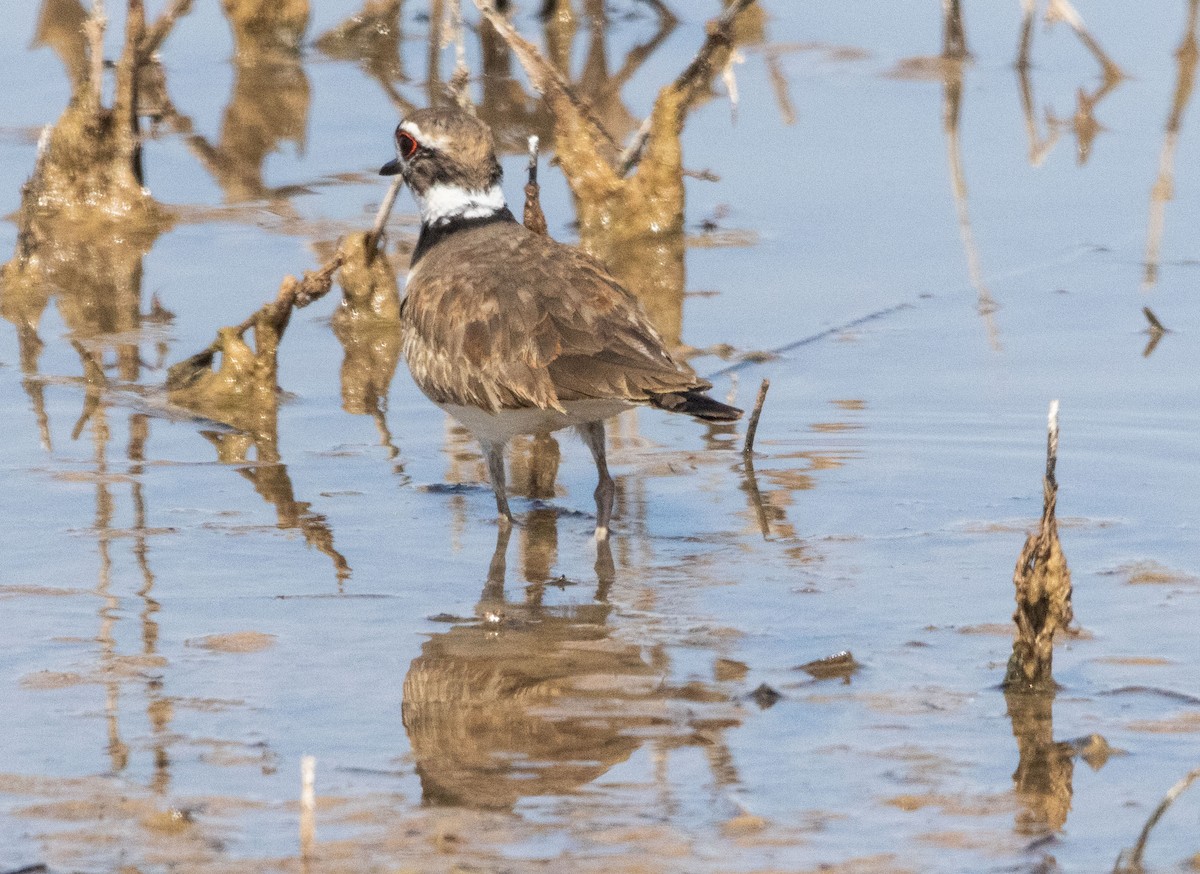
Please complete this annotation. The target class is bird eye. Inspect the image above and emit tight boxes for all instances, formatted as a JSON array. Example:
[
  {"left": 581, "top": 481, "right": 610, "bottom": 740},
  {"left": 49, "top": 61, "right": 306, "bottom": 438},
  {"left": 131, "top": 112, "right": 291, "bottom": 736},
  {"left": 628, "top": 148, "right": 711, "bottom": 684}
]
[{"left": 397, "top": 131, "right": 419, "bottom": 159}]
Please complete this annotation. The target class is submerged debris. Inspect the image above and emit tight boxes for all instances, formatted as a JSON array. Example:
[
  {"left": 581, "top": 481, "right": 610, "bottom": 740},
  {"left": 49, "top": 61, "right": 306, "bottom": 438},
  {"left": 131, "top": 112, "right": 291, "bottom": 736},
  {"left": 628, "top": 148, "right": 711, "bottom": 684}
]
[
  {"left": 749, "top": 683, "right": 781, "bottom": 709},
  {"left": 1003, "top": 401, "right": 1073, "bottom": 692},
  {"left": 714, "top": 658, "right": 750, "bottom": 683},
  {"left": 796, "top": 651, "right": 861, "bottom": 682},
  {"left": 1058, "top": 733, "right": 1123, "bottom": 770}
]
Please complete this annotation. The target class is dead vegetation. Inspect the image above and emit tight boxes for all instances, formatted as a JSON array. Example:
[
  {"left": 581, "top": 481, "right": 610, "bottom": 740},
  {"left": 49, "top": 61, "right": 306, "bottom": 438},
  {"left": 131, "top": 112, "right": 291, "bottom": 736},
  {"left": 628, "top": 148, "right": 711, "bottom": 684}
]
[
  {"left": 1003, "top": 401, "right": 1073, "bottom": 692},
  {"left": 3, "top": 1, "right": 171, "bottom": 357},
  {"left": 472, "top": 0, "right": 759, "bottom": 343},
  {"left": 165, "top": 0, "right": 761, "bottom": 439},
  {"left": 2, "top": 2, "right": 1196, "bottom": 869}
]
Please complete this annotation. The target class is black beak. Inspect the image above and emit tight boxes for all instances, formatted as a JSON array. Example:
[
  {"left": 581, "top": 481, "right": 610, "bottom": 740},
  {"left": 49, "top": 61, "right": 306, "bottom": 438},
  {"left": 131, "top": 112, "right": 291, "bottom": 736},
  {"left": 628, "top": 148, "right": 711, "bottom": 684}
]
[{"left": 379, "top": 158, "right": 402, "bottom": 176}]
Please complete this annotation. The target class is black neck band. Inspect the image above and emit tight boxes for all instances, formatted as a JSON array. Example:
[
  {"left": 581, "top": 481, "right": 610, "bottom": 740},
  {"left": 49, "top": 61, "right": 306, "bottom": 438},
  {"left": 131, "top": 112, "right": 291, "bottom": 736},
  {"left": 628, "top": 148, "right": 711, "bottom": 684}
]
[{"left": 411, "top": 208, "right": 518, "bottom": 266}]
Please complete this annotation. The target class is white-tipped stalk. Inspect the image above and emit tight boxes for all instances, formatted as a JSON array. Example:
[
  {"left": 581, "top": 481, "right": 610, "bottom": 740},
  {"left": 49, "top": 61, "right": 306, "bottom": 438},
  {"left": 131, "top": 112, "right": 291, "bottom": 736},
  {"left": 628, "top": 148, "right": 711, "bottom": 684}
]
[
  {"left": 527, "top": 135, "right": 539, "bottom": 179},
  {"left": 1046, "top": 399, "right": 1059, "bottom": 482}
]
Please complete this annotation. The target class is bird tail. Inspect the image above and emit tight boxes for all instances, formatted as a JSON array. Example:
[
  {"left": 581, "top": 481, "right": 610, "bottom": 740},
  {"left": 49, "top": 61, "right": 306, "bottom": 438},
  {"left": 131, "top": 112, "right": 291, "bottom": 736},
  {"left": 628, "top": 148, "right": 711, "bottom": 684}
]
[{"left": 650, "top": 390, "right": 743, "bottom": 422}]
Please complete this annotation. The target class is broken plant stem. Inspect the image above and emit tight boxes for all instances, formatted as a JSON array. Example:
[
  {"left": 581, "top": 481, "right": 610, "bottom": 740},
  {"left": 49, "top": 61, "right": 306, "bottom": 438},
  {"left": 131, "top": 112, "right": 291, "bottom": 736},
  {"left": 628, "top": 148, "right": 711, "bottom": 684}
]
[
  {"left": 523, "top": 135, "right": 548, "bottom": 235},
  {"left": 766, "top": 51, "right": 797, "bottom": 126},
  {"left": 742, "top": 378, "right": 770, "bottom": 458},
  {"left": 740, "top": 377, "right": 771, "bottom": 537},
  {"left": 1142, "top": 306, "right": 1168, "bottom": 357},
  {"left": 366, "top": 175, "right": 404, "bottom": 258},
  {"left": 527, "top": 134, "right": 539, "bottom": 185},
  {"left": 1045, "top": 398, "right": 1059, "bottom": 488},
  {"left": 1003, "top": 399, "right": 1072, "bottom": 691},
  {"left": 742, "top": 456, "right": 771, "bottom": 539},
  {"left": 228, "top": 253, "right": 346, "bottom": 340},
  {"left": 1115, "top": 765, "right": 1200, "bottom": 873},
  {"left": 1046, "top": 0, "right": 1125, "bottom": 81}
]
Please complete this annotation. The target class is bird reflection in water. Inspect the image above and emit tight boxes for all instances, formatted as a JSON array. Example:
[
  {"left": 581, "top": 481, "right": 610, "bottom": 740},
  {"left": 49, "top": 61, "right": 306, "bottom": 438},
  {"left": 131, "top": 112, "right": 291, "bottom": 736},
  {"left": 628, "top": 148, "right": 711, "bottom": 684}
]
[{"left": 403, "top": 478, "right": 742, "bottom": 811}]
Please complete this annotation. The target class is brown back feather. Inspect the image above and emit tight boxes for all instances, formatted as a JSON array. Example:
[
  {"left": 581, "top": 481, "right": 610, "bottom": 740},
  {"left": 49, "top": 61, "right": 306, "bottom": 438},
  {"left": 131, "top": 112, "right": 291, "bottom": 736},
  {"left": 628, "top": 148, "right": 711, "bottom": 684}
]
[{"left": 403, "top": 222, "right": 708, "bottom": 413}]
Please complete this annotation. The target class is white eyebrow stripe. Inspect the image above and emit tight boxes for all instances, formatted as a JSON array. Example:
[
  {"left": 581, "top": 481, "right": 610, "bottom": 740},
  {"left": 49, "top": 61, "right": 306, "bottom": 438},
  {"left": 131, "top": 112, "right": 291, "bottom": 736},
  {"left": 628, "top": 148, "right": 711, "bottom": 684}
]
[{"left": 400, "top": 120, "right": 451, "bottom": 152}]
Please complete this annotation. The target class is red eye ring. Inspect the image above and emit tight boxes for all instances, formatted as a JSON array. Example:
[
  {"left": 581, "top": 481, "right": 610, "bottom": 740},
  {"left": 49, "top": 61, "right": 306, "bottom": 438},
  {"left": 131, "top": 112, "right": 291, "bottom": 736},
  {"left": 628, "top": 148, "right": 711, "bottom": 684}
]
[{"left": 397, "top": 130, "right": 419, "bottom": 159}]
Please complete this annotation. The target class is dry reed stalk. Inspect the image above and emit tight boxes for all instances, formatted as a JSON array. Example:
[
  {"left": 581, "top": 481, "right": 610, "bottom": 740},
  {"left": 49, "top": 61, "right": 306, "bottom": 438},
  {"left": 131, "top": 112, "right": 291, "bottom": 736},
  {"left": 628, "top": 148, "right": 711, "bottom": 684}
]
[
  {"left": 366, "top": 174, "right": 405, "bottom": 258},
  {"left": 1003, "top": 400, "right": 1073, "bottom": 691},
  {"left": 742, "top": 378, "right": 769, "bottom": 458},
  {"left": 523, "top": 135, "right": 548, "bottom": 236}
]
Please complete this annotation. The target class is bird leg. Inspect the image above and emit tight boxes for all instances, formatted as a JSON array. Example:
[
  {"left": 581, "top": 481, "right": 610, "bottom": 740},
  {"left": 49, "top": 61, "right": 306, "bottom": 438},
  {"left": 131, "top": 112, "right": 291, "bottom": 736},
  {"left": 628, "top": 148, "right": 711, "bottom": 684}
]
[
  {"left": 579, "top": 421, "right": 614, "bottom": 540},
  {"left": 482, "top": 440, "right": 514, "bottom": 526}
]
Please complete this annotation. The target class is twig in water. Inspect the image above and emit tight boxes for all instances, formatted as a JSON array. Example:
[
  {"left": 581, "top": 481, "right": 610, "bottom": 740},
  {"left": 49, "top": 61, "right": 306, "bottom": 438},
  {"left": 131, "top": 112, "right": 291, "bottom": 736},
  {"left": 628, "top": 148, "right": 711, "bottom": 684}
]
[
  {"left": 1113, "top": 765, "right": 1200, "bottom": 873},
  {"left": 523, "top": 135, "right": 548, "bottom": 236},
  {"left": 742, "top": 378, "right": 770, "bottom": 458},
  {"left": 365, "top": 174, "right": 404, "bottom": 259},
  {"left": 1142, "top": 306, "right": 1168, "bottom": 357},
  {"left": 233, "top": 253, "right": 347, "bottom": 337},
  {"left": 300, "top": 754, "right": 316, "bottom": 857},
  {"left": 1142, "top": 306, "right": 1166, "bottom": 334},
  {"left": 738, "top": 378, "right": 770, "bottom": 538}
]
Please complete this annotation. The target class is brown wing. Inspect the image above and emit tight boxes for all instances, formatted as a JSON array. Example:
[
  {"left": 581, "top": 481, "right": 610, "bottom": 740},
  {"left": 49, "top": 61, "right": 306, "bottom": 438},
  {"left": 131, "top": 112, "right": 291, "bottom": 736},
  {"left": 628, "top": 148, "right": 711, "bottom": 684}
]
[{"left": 402, "top": 221, "right": 707, "bottom": 413}]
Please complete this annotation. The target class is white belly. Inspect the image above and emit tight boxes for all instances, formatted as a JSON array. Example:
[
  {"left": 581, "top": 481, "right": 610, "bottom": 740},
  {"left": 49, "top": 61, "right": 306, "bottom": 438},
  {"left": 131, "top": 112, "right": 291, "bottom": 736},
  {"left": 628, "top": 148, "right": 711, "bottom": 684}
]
[{"left": 438, "top": 399, "right": 633, "bottom": 445}]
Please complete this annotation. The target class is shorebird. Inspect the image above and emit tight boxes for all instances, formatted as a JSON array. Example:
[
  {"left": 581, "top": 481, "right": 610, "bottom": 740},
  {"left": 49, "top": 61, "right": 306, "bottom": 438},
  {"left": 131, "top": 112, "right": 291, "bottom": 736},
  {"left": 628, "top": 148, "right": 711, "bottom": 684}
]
[{"left": 381, "top": 108, "right": 741, "bottom": 540}]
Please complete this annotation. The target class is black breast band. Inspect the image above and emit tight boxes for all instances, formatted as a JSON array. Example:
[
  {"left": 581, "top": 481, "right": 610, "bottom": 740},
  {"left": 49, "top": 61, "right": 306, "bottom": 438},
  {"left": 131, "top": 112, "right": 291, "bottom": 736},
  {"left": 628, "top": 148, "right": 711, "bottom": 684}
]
[{"left": 410, "top": 208, "right": 518, "bottom": 266}]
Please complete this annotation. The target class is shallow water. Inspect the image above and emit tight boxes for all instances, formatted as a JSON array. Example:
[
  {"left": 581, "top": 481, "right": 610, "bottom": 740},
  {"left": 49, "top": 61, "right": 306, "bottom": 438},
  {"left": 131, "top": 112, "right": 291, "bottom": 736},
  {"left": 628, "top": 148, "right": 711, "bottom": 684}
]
[{"left": 2, "top": 2, "right": 1200, "bottom": 872}]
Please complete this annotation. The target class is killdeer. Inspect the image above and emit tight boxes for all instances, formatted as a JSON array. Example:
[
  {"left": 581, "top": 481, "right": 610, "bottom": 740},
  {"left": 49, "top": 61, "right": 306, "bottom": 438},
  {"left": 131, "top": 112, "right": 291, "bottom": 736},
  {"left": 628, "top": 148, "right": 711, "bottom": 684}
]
[{"left": 381, "top": 108, "right": 741, "bottom": 540}]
